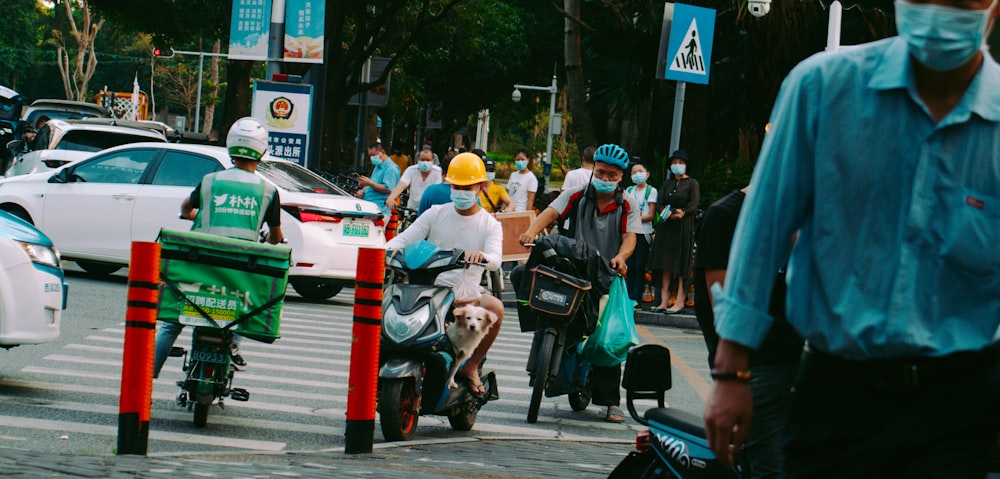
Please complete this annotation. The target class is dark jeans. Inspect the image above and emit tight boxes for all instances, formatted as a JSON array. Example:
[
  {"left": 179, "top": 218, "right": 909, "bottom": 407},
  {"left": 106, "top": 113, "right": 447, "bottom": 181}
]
[
  {"left": 782, "top": 348, "right": 1000, "bottom": 479},
  {"left": 625, "top": 234, "right": 651, "bottom": 302},
  {"left": 743, "top": 362, "right": 799, "bottom": 479}
]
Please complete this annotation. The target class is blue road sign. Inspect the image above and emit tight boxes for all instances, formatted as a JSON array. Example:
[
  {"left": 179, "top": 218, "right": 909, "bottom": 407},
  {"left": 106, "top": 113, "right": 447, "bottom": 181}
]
[{"left": 664, "top": 4, "right": 716, "bottom": 85}]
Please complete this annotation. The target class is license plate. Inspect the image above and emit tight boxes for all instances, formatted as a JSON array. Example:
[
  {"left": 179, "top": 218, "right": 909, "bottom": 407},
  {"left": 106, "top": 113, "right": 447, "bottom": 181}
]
[
  {"left": 343, "top": 222, "right": 369, "bottom": 237},
  {"left": 191, "top": 349, "right": 227, "bottom": 364}
]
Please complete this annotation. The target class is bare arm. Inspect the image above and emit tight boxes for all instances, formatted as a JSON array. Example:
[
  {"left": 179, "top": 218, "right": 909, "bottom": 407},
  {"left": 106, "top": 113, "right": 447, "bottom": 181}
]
[
  {"left": 704, "top": 339, "right": 753, "bottom": 468},
  {"left": 385, "top": 180, "right": 409, "bottom": 209},
  {"left": 180, "top": 196, "right": 197, "bottom": 220},
  {"left": 518, "top": 207, "right": 560, "bottom": 244},
  {"left": 265, "top": 226, "right": 284, "bottom": 244},
  {"left": 610, "top": 232, "right": 636, "bottom": 275}
]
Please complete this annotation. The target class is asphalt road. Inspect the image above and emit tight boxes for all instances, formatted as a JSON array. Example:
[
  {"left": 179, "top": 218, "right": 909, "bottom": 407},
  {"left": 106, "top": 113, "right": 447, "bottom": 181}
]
[{"left": 0, "top": 262, "right": 714, "bottom": 457}]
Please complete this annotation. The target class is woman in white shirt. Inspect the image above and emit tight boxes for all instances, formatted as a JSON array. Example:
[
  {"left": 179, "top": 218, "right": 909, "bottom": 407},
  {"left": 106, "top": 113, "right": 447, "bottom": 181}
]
[
  {"left": 504, "top": 149, "right": 538, "bottom": 212},
  {"left": 625, "top": 163, "right": 658, "bottom": 305}
]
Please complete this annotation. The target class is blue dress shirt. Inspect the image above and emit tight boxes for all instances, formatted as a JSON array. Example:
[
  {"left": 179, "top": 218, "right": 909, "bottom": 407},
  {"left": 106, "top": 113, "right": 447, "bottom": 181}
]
[
  {"left": 364, "top": 159, "right": 400, "bottom": 216},
  {"left": 714, "top": 37, "right": 1000, "bottom": 360}
]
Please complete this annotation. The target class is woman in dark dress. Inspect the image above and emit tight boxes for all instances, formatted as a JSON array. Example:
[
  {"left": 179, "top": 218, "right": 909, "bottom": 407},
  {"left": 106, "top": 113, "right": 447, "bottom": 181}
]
[{"left": 648, "top": 149, "right": 700, "bottom": 314}]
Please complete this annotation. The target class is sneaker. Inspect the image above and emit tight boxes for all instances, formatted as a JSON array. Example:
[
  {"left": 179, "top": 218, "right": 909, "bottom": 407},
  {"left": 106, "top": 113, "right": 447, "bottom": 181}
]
[{"left": 230, "top": 347, "right": 247, "bottom": 371}]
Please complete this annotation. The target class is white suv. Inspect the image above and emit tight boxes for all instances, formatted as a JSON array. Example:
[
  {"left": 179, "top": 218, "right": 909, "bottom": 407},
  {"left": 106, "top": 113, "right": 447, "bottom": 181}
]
[{"left": 5, "top": 119, "right": 166, "bottom": 177}]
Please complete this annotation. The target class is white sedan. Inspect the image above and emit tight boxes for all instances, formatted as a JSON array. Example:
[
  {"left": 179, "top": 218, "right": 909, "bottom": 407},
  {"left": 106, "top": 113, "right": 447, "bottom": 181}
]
[
  {"left": 0, "top": 142, "right": 386, "bottom": 300},
  {"left": 0, "top": 210, "right": 66, "bottom": 348}
]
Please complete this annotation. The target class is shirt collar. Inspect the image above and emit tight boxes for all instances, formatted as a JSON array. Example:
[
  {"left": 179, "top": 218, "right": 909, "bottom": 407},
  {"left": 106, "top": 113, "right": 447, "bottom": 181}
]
[{"left": 869, "top": 36, "right": 1000, "bottom": 123}]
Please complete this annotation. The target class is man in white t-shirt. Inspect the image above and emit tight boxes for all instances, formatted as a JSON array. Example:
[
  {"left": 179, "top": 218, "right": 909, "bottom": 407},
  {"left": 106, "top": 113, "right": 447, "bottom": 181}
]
[
  {"left": 386, "top": 148, "right": 443, "bottom": 210},
  {"left": 561, "top": 145, "right": 596, "bottom": 192},
  {"left": 385, "top": 152, "right": 503, "bottom": 396},
  {"left": 504, "top": 148, "right": 538, "bottom": 212}
]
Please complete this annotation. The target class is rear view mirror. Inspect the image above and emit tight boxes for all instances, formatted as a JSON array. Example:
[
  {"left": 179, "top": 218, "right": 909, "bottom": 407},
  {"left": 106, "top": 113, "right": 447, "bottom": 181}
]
[
  {"left": 6, "top": 139, "right": 24, "bottom": 154},
  {"left": 49, "top": 168, "right": 70, "bottom": 184}
]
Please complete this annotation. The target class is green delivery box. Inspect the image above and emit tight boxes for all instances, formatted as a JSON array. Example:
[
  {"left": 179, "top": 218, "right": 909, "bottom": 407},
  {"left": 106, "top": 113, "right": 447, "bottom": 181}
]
[{"left": 157, "top": 229, "right": 292, "bottom": 343}]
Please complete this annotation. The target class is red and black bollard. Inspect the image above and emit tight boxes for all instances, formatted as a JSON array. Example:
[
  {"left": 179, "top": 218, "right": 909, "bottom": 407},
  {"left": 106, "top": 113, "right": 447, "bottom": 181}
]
[
  {"left": 117, "top": 241, "right": 160, "bottom": 455},
  {"left": 384, "top": 209, "right": 399, "bottom": 241},
  {"left": 345, "top": 247, "right": 385, "bottom": 454}
]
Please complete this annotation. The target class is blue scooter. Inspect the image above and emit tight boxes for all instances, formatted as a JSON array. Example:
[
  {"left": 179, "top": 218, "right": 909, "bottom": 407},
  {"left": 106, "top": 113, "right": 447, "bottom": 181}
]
[
  {"left": 609, "top": 344, "right": 750, "bottom": 478},
  {"left": 378, "top": 240, "right": 499, "bottom": 441}
]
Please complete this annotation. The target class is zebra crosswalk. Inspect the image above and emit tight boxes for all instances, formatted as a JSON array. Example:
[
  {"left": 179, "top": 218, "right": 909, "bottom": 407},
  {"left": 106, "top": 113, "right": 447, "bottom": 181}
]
[{"left": 0, "top": 295, "right": 650, "bottom": 455}]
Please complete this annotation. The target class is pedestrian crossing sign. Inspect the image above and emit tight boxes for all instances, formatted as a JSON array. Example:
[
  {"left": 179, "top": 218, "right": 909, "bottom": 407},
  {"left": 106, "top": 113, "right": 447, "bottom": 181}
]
[{"left": 664, "top": 3, "right": 716, "bottom": 85}]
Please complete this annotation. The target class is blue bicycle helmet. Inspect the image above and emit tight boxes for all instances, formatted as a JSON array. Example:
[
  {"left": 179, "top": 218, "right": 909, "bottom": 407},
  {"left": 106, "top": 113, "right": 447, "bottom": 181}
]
[{"left": 594, "top": 144, "right": 629, "bottom": 170}]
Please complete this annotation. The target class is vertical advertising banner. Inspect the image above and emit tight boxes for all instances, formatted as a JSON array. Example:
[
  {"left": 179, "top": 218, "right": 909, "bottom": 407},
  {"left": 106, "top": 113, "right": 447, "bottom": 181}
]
[
  {"left": 284, "top": 0, "right": 325, "bottom": 63},
  {"left": 252, "top": 80, "right": 314, "bottom": 166},
  {"left": 229, "top": 0, "right": 273, "bottom": 61}
]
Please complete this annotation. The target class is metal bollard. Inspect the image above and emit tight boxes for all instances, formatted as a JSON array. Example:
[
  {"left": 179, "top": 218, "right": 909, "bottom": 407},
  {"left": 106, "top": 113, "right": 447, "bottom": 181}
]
[
  {"left": 117, "top": 241, "right": 161, "bottom": 455},
  {"left": 344, "top": 247, "right": 385, "bottom": 454}
]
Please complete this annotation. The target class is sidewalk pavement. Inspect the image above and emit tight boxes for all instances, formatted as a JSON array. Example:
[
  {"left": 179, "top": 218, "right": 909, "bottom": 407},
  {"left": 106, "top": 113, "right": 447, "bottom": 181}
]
[{"left": 1, "top": 437, "right": 633, "bottom": 478}]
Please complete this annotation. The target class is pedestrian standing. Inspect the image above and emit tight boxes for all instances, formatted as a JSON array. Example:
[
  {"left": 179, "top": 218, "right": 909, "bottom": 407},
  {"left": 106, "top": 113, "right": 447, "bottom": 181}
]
[
  {"left": 562, "top": 146, "right": 596, "bottom": 192},
  {"left": 705, "top": 2, "right": 1000, "bottom": 477},
  {"left": 505, "top": 149, "right": 538, "bottom": 212},
  {"left": 624, "top": 163, "right": 657, "bottom": 306},
  {"left": 354, "top": 142, "right": 400, "bottom": 221},
  {"left": 647, "top": 149, "right": 699, "bottom": 314}
]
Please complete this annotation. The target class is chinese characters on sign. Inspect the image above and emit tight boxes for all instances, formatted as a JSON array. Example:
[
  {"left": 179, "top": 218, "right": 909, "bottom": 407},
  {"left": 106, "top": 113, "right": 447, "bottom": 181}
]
[
  {"left": 251, "top": 80, "right": 314, "bottom": 166},
  {"left": 229, "top": 0, "right": 273, "bottom": 61},
  {"left": 284, "top": 0, "right": 325, "bottom": 63}
]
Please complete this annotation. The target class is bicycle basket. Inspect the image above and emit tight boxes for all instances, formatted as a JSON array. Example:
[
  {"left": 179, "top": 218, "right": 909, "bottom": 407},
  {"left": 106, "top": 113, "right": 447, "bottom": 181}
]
[{"left": 528, "top": 264, "right": 592, "bottom": 317}]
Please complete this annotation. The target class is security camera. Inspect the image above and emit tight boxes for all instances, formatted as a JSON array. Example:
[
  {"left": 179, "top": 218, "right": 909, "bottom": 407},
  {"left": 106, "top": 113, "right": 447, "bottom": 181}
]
[
  {"left": 511, "top": 88, "right": 522, "bottom": 103},
  {"left": 748, "top": 0, "right": 771, "bottom": 17}
]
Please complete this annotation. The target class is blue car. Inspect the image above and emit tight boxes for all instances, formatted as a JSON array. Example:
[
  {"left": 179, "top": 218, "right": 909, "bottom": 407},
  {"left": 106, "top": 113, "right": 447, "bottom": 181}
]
[{"left": 0, "top": 210, "right": 66, "bottom": 348}]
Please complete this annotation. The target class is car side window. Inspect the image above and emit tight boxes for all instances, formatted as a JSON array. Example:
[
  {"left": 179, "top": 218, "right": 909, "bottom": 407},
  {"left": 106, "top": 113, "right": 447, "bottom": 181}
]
[
  {"left": 150, "top": 151, "right": 223, "bottom": 187},
  {"left": 71, "top": 149, "right": 157, "bottom": 184}
]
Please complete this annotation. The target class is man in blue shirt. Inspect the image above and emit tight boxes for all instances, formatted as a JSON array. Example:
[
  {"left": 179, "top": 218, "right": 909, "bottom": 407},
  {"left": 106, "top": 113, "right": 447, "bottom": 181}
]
[
  {"left": 355, "top": 142, "right": 400, "bottom": 220},
  {"left": 704, "top": 1, "right": 1000, "bottom": 477}
]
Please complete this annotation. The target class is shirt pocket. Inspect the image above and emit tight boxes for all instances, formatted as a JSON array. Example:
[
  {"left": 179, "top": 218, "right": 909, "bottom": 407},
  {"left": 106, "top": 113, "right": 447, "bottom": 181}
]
[{"left": 937, "top": 187, "right": 1000, "bottom": 277}]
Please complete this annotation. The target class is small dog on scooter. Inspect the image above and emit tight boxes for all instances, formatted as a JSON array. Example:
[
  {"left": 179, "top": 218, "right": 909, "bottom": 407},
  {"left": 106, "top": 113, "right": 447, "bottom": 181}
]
[{"left": 445, "top": 305, "right": 498, "bottom": 391}]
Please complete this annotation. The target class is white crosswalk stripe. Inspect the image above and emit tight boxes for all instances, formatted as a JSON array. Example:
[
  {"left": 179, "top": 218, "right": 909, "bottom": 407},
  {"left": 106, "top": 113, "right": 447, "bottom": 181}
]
[{"left": 1, "top": 296, "right": 645, "bottom": 453}]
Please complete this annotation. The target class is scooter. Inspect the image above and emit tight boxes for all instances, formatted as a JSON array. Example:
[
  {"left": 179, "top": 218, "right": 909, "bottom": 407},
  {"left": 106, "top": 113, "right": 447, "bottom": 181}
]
[
  {"left": 609, "top": 344, "right": 750, "bottom": 479},
  {"left": 169, "top": 326, "right": 249, "bottom": 428},
  {"left": 378, "top": 240, "right": 500, "bottom": 441}
]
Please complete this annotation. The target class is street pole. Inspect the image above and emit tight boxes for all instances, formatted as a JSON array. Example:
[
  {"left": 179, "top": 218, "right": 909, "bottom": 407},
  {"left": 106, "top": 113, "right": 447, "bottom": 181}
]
[
  {"left": 195, "top": 52, "right": 204, "bottom": 132},
  {"left": 669, "top": 81, "right": 685, "bottom": 153},
  {"left": 512, "top": 74, "right": 558, "bottom": 190}
]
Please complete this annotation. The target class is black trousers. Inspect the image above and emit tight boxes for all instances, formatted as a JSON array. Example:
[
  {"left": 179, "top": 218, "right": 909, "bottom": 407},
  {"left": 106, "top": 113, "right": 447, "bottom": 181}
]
[
  {"left": 590, "top": 363, "right": 622, "bottom": 407},
  {"left": 782, "top": 346, "right": 1000, "bottom": 479}
]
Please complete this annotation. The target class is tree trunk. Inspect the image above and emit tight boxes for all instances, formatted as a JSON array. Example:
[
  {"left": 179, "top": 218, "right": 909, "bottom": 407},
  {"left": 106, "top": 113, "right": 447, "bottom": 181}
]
[
  {"left": 202, "top": 38, "right": 221, "bottom": 134},
  {"left": 564, "top": 0, "right": 596, "bottom": 150},
  {"left": 222, "top": 59, "right": 253, "bottom": 132}
]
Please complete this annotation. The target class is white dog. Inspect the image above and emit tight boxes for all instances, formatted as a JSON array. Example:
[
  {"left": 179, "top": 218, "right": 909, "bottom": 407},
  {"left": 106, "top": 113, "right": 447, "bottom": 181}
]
[{"left": 445, "top": 305, "right": 498, "bottom": 391}]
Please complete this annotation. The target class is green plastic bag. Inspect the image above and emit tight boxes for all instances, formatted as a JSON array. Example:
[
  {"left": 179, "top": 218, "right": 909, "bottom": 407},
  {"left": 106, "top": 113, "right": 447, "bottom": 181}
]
[{"left": 579, "top": 276, "right": 638, "bottom": 367}]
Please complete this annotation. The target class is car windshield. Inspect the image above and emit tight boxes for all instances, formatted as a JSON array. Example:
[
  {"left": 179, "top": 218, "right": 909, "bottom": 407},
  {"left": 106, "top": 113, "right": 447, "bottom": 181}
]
[
  {"left": 28, "top": 110, "right": 102, "bottom": 124},
  {"left": 55, "top": 130, "right": 162, "bottom": 153},
  {"left": 257, "top": 160, "right": 350, "bottom": 196}
]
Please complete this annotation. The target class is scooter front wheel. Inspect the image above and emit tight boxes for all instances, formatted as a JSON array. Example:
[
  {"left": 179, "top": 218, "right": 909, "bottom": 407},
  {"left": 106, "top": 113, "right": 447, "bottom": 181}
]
[
  {"left": 527, "top": 330, "right": 556, "bottom": 423},
  {"left": 378, "top": 379, "right": 419, "bottom": 441}
]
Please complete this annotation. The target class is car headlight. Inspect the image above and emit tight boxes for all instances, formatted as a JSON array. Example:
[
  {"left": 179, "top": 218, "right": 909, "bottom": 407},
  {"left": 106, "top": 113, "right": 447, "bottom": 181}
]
[{"left": 18, "top": 241, "right": 61, "bottom": 268}]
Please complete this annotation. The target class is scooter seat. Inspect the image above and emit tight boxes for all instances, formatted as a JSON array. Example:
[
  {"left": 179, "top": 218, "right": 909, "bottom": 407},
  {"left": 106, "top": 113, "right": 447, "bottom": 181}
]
[{"left": 644, "top": 407, "right": 706, "bottom": 440}]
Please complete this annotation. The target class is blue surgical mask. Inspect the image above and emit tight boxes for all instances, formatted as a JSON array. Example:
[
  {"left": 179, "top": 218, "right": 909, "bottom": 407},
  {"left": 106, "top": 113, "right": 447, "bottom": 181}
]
[
  {"left": 515, "top": 160, "right": 528, "bottom": 171},
  {"left": 450, "top": 188, "right": 480, "bottom": 210},
  {"left": 486, "top": 172, "right": 496, "bottom": 181},
  {"left": 894, "top": 0, "right": 995, "bottom": 72},
  {"left": 631, "top": 172, "right": 648, "bottom": 185},
  {"left": 370, "top": 155, "right": 382, "bottom": 166},
  {"left": 591, "top": 178, "right": 618, "bottom": 194},
  {"left": 418, "top": 161, "right": 432, "bottom": 172},
  {"left": 671, "top": 164, "right": 686, "bottom": 176}
]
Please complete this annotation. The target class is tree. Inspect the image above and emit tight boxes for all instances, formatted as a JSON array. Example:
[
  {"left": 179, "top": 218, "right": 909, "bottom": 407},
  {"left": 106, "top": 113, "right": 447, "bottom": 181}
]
[
  {"left": 1, "top": 0, "right": 46, "bottom": 90},
  {"left": 49, "top": 0, "right": 106, "bottom": 101},
  {"left": 561, "top": 0, "right": 596, "bottom": 151}
]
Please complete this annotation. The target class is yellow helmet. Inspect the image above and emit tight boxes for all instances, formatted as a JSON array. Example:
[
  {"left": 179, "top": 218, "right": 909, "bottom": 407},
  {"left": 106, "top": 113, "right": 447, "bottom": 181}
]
[{"left": 445, "top": 152, "right": 487, "bottom": 185}]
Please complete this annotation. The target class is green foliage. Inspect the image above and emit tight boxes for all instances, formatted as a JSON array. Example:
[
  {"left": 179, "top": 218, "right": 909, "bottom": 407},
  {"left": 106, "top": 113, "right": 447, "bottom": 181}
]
[{"left": 0, "top": 0, "right": 46, "bottom": 88}]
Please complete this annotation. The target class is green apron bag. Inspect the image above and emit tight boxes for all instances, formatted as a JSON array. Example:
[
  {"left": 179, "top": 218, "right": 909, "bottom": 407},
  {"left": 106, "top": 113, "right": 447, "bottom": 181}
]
[{"left": 156, "top": 228, "right": 291, "bottom": 343}]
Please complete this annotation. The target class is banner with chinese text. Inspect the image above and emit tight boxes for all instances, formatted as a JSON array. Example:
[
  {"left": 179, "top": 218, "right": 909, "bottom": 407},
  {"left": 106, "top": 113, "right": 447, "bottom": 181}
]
[
  {"left": 229, "top": 0, "right": 272, "bottom": 61},
  {"left": 283, "top": 0, "right": 325, "bottom": 63}
]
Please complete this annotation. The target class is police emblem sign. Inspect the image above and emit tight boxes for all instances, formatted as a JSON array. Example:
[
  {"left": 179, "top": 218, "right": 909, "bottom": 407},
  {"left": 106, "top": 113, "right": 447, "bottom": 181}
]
[{"left": 251, "top": 80, "right": 314, "bottom": 166}]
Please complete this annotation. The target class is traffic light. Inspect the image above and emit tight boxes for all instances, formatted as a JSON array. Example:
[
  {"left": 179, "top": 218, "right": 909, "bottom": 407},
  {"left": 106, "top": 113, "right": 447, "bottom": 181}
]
[{"left": 152, "top": 46, "right": 174, "bottom": 58}]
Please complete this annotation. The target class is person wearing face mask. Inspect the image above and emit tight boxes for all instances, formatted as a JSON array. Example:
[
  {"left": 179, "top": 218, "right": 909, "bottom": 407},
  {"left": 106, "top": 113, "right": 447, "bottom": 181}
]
[
  {"left": 505, "top": 149, "right": 538, "bottom": 212},
  {"left": 477, "top": 156, "right": 511, "bottom": 214},
  {"left": 385, "top": 148, "right": 443, "bottom": 211},
  {"left": 515, "top": 143, "right": 642, "bottom": 424},
  {"left": 355, "top": 142, "right": 400, "bottom": 221},
  {"left": 648, "top": 149, "right": 700, "bottom": 315},
  {"left": 703, "top": 1, "right": 1000, "bottom": 477},
  {"left": 385, "top": 152, "right": 504, "bottom": 397},
  {"left": 624, "top": 163, "right": 658, "bottom": 306}
]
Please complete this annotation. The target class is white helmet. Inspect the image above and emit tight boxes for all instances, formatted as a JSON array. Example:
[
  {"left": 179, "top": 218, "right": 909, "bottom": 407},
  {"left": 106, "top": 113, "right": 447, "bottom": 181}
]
[{"left": 226, "top": 117, "right": 268, "bottom": 161}]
